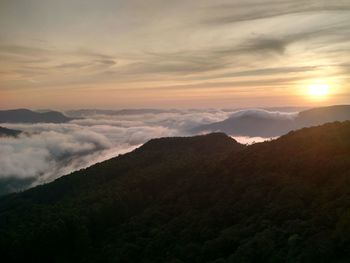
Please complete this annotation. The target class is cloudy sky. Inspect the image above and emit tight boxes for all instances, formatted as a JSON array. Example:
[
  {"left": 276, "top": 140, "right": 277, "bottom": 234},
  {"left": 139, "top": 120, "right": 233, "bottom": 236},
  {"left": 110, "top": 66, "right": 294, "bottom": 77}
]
[{"left": 0, "top": 0, "right": 350, "bottom": 109}]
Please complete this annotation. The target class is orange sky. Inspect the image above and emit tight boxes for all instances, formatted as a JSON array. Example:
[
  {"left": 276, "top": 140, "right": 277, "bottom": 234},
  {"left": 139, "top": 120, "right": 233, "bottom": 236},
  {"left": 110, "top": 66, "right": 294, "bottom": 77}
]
[{"left": 0, "top": 0, "right": 349, "bottom": 109}]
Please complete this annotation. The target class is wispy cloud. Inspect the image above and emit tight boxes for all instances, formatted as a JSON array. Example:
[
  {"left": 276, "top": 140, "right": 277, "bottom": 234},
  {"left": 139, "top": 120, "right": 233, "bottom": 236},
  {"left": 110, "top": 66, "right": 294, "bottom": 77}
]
[
  {"left": 0, "top": 0, "right": 349, "bottom": 107},
  {"left": 202, "top": 1, "right": 350, "bottom": 25}
]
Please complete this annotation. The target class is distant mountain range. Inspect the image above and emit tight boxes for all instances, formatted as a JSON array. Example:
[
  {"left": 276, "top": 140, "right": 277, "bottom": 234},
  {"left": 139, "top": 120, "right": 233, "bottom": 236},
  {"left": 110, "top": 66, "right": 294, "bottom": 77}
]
[
  {"left": 0, "top": 126, "right": 21, "bottom": 137},
  {"left": 195, "top": 105, "right": 350, "bottom": 137},
  {"left": 66, "top": 108, "right": 180, "bottom": 117},
  {"left": 1, "top": 121, "right": 350, "bottom": 262},
  {"left": 0, "top": 109, "right": 73, "bottom": 123},
  {"left": 66, "top": 107, "right": 307, "bottom": 117}
]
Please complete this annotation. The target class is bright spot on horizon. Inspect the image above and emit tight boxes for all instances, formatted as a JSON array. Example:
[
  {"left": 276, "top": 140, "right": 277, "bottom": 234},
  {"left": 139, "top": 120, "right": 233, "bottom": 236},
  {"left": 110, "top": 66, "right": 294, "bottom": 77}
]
[
  {"left": 308, "top": 83, "right": 330, "bottom": 97},
  {"left": 233, "top": 136, "right": 277, "bottom": 145}
]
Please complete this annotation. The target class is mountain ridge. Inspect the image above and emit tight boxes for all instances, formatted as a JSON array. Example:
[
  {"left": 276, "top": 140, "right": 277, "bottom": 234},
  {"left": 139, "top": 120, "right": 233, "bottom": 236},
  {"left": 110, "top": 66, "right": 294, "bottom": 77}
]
[
  {"left": 1, "top": 122, "right": 350, "bottom": 262},
  {"left": 0, "top": 109, "right": 73, "bottom": 123},
  {"left": 195, "top": 105, "right": 350, "bottom": 137}
]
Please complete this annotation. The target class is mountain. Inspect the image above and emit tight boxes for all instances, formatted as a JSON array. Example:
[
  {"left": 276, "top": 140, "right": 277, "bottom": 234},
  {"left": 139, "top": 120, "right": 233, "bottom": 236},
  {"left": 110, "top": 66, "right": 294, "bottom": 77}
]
[
  {"left": 195, "top": 105, "right": 350, "bottom": 137},
  {"left": 1, "top": 122, "right": 350, "bottom": 262},
  {"left": 66, "top": 108, "right": 180, "bottom": 117},
  {"left": 196, "top": 111, "right": 295, "bottom": 137},
  {"left": 0, "top": 126, "right": 21, "bottom": 137},
  {"left": 0, "top": 109, "right": 73, "bottom": 123},
  {"left": 296, "top": 105, "right": 350, "bottom": 127}
]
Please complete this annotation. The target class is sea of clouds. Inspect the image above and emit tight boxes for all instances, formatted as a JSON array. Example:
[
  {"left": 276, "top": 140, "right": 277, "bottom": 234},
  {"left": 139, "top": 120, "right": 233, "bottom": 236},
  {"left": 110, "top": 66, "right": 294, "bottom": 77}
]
[
  {"left": 0, "top": 109, "right": 232, "bottom": 194},
  {"left": 0, "top": 108, "right": 298, "bottom": 194}
]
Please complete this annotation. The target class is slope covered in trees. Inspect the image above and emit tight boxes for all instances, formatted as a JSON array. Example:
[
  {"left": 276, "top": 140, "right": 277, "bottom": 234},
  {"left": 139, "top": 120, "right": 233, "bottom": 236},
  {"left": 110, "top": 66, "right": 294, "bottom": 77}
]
[{"left": 1, "top": 123, "right": 350, "bottom": 262}]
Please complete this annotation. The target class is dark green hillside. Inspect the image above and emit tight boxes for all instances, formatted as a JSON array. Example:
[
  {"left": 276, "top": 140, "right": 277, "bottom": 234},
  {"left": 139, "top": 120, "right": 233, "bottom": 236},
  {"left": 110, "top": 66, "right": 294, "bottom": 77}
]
[{"left": 1, "top": 123, "right": 350, "bottom": 263}]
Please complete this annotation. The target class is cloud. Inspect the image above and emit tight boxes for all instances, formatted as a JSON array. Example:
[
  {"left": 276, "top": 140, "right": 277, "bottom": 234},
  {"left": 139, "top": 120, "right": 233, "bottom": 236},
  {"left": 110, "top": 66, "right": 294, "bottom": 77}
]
[
  {"left": 0, "top": 109, "right": 234, "bottom": 194},
  {"left": 0, "top": 129, "right": 111, "bottom": 180},
  {"left": 203, "top": 1, "right": 350, "bottom": 25},
  {"left": 229, "top": 109, "right": 298, "bottom": 120},
  {"left": 1, "top": 1, "right": 350, "bottom": 94},
  {"left": 1, "top": 0, "right": 350, "bottom": 110},
  {"left": 1, "top": 107, "right": 323, "bottom": 194},
  {"left": 233, "top": 135, "right": 276, "bottom": 145}
]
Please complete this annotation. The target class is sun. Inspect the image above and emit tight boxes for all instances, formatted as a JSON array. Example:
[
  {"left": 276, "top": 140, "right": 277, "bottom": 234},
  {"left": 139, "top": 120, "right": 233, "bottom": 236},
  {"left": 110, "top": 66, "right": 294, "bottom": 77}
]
[{"left": 308, "top": 83, "right": 329, "bottom": 97}]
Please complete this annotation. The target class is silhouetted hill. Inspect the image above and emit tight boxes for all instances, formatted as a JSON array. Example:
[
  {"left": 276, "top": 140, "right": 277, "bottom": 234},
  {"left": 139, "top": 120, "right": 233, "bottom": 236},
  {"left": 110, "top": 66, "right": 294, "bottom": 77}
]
[
  {"left": 1, "top": 123, "right": 350, "bottom": 262},
  {"left": 196, "top": 105, "right": 350, "bottom": 137},
  {"left": 197, "top": 112, "right": 295, "bottom": 137},
  {"left": 296, "top": 105, "right": 350, "bottom": 127},
  {"left": 0, "top": 126, "right": 21, "bottom": 137},
  {"left": 0, "top": 109, "right": 72, "bottom": 123}
]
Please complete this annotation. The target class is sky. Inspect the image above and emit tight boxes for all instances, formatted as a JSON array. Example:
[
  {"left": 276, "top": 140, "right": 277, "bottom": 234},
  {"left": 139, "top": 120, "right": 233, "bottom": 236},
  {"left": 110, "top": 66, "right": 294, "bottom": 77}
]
[{"left": 0, "top": 0, "right": 350, "bottom": 109}]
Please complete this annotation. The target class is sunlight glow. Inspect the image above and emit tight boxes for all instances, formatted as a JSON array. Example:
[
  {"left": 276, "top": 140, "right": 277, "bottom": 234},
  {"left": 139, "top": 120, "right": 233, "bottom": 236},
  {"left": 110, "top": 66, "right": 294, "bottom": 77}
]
[{"left": 308, "top": 83, "right": 329, "bottom": 97}]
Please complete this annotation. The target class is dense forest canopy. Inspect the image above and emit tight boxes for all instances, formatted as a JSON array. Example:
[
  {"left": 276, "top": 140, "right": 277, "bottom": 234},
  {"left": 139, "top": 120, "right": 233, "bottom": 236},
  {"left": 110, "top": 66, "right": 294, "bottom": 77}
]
[{"left": 1, "top": 122, "right": 350, "bottom": 262}]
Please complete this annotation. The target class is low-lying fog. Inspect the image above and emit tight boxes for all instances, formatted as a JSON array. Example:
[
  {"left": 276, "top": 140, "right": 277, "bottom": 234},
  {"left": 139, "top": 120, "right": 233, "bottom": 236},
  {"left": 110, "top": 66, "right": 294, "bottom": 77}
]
[{"left": 0, "top": 108, "right": 294, "bottom": 194}]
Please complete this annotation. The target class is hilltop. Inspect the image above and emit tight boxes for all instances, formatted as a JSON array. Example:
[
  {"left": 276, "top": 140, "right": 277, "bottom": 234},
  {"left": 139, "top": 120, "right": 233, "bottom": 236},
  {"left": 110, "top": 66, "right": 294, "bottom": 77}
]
[{"left": 1, "top": 122, "right": 350, "bottom": 262}]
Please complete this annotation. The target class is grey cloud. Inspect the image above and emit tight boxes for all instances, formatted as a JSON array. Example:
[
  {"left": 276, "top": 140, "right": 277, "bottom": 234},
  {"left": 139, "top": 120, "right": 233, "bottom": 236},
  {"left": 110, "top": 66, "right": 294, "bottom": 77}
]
[
  {"left": 55, "top": 62, "right": 90, "bottom": 69},
  {"left": 0, "top": 44, "right": 53, "bottom": 56},
  {"left": 0, "top": 129, "right": 111, "bottom": 180},
  {"left": 203, "top": 1, "right": 350, "bottom": 25},
  {"left": 105, "top": 39, "right": 284, "bottom": 78},
  {"left": 0, "top": 44, "right": 114, "bottom": 60},
  {"left": 142, "top": 76, "right": 306, "bottom": 92},
  {"left": 2, "top": 6, "right": 350, "bottom": 89},
  {"left": 107, "top": 23, "right": 349, "bottom": 79},
  {"left": 213, "top": 38, "right": 287, "bottom": 56},
  {"left": 97, "top": 59, "right": 116, "bottom": 65},
  {"left": 54, "top": 59, "right": 116, "bottom": 70},
  {"left": 0, "top": 43, "right": 119, "bottom": 89},
  {"left": 242, "top": 38, "right": 286, "bottom": 55},
  {"left": 1, "top": 0, "right": 350, "bottom": 94},
  {"left": 219, "top": 24, "right": 350, "bottom": 60},
  {"left": 192, "top": 66, "right": 321, "bottom": 81},
  {"left": 0, "top": 43, "right": 116, "bottom": 71}
]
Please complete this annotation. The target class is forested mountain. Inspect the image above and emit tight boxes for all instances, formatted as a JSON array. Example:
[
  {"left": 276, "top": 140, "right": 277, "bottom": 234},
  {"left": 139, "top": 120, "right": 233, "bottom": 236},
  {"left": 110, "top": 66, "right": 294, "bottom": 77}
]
[
  {"left": 196, "top": 105, "right": 350, "bottom": 137},
  {"left": 0, "top": 109, "right": 72, "bottom": 123},
  {"left": 1, "top": 122, "right": 350, "bottom": 262},
  {"left": 0, "top": 126, "right": 21, "bottom": 137}
]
